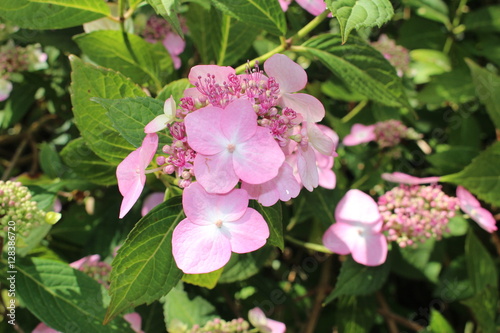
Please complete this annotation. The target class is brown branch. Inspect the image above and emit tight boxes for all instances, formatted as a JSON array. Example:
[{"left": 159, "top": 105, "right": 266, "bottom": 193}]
[
  {"left": 1, "top": 137, "right": 28, "bottom": 181},
  {"left": 376, "top": 292, "right": 399, "bottom": 333},
  {"left": 304, "top": 256, "right": 332, "bottom": 333},
  {"left": 491, "top": 232, "right": 500, "bottom": 258},
  {"left": 377, "top": 292, "right": 424, "bottom": 332}
]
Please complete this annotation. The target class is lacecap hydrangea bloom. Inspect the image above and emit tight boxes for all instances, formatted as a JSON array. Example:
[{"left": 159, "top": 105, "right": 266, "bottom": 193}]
[{"left": 343, "top": 120, "right": 421, "bottom": 148}]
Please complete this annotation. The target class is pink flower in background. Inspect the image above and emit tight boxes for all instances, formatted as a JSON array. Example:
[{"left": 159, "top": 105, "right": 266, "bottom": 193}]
[
  {"left": 457, "top": 186, "right": 497, "bottom": 233},
  {"left": 323, "top": 190, "right": 388, "bottom": 266},
  {"left": 381, "top": 172, "right": 440, "bottom": 185},
  {"left": 172, "top": 182, "right": 269, "bottom": 274},
  {"left": 141, "top": 192, "right": 164, "bottom": 216},
  {"left": 0, "top": 78, "right": 12, "bottom": 101},
  {"left": 278, "top": 0, "right": 292, "bottom": 11},
  {"left": 117, "top": 133, "right": 158, "bottom": 218},
  {"left": 185, "top": 99, "right": 284, "bottom": 193},
  {"left": 296, "top": 0, "right": 327, "bottom": 16},
  {"left": 144, "top": 96, "right": 176, "bottom": 133},
  {"left": 163, "top": 32, "right": 185, "bottom": 69},
  {"left": 248, "top": 307, "right": 286, "bottom": 333},
  {"left": 264, "top": 54, "right": 325, "bottom": 122},
  {"left": 343, "top": 123, "right": 376, "bottom": 146},
  {"left": 316, "top": 124, "right": 339, "bottom": 189}
]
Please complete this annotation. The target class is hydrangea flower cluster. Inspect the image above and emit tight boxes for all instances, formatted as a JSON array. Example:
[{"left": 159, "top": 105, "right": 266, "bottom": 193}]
[
  {"left": 377, "top": 184, "right": 460, "bottom": 247},
  {"left": 117, "top": 54, "right": 337, "bottom": 273},
  {"left": 343, "top": 120, "right": 420, "bottom": 148},
  {"left": 176, "top": 318, "right": 250, "bottom": 333},
  {"left": 371, "top": 34, "right": 410, "bottom": 77},
  {"left": 0, "top": 181, "right": 57, "bottom": 239}
]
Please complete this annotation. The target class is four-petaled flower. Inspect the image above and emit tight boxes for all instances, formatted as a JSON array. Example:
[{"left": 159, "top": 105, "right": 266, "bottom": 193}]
[
  {"left": 172, "top": 182, "right": 269, "bottom": 274},
  {"left": 343, "top": 123, "right": 376, "bottom": 146},
  {"left": 456, "top": 186, "right": 497, "bottom": 233}
]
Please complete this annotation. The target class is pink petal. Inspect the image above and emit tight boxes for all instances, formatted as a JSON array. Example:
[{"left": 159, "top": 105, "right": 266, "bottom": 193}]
[
  {"left": 295, "top": 0, "right": 327, "bottom": 16},
  {"left": 335, "top": 189, "right": 382, "bottom": 225},
  {"left": 266, "top": 319, "right": 287, "bottom": 333},
  {"left": 322, "top": 222, "right": 352, "bottom": 255},
  {"left": 32, "top": 323, "right": 60, "bottom": 333},
  {"left": 139, "top": 133, "right": 159, "bottom": 169},
  {"left": 278, "top": 0, "right": 292, "bottom": 11},
  {"left": 381, "top": 172, "right": 440, "bottom": 185},
  {"left": 221, "top": 99, "right": 257, "bottom": 143},
  {"left": 70, "top": 255, "right": 101, "bottom": 270},
  {"left": 0, "top": 78, "right": 13, "bottom": 102},
  {"left": 183, "top": 182, "right": 247, "bottom": 225},
  {"left": 248, "top": 307, "right": 267, "bottom": 326},
  {"left": 193, "top": 152, "right": 239, "bottom": 194},
  {"left": 307, "top": 122, "right": 335, "bottom": 156},
  {"left": 297, "top": 144, "right": 319, "bottom": 191},
  {"left": 163, "top": 32, "right": 185, "bottom": 57},
  {"left": 185, "top": 106, "right": 226, "bottom": 155},
  {"left": 317, "top": 124, "right": 339, "bottom": 151},
  {"left": 223, "top": 208, "right": 269, "bottom": 253},
  {"left": 117, "top": 149, "right": 146, "bottom": 219},
  {"left": 456, "top": 186, "right": 480, "bottom": 208},
  {"left": 144, "top": 114, "right": 172, "bottom": 133},
  {"left": 233, "top": 127, "right": 285, "bottom": 185},
  {"left": 123, "top": 312, "right": 144, "bottom": 333},
  {"left": 264, "top": 54, "right": 307, "bottom": 93},
  {"left": 141, "top": 192, "right": 164, "bottom": 216},
  {"left": 280, "top": 93, "right": 325, "bottom": 122},
  {"left": 188, "top": 65, "right": 235, "bottom": 86},
  {"left": 350, "top": 232, "right": 388, "bottom": 266},
  {"left": 343, "top": 124, "right": 376, "bottom": 146},
  {"left": 119, "top": 172, "right": 146, "bottom": 218},
  {"left": 318, "top": 164, "right": 336, "bottom": 189},
  {"left": 172, "top": 218, "right": 232, "bottom": 274},
  {"left": 457, "top": 186, "right": 497, "bottom": 233}
]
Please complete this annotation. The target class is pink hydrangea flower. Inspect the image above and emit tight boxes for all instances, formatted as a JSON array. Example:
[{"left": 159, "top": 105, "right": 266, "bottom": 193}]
[
  {"left": 343, "top": 123, "right": 376, "bottom": 146},
  {"left": 163, "top": 32, "right": 185, "bottom": 69},
  {"left": 296, "top": 0, "right": 327, "bottom": 16},
  {"left": 381, "top": 172, "right": 440, "bottom": 185},
  {"left": 264, "top": 53, "right": 325, "bottom": 122},
  {"left": 141, "top": 192, "right": 164, "bottom": 216},
  {"left": 144, "top": 96, "right": 176, "bottom": 133},
  {"left": 323, "top": 189, "right": 388, "bottom": 266},
  {"left": 456, "top": 186, "right": 497, "bottom": 233},
  {"left": 184, "top": 99, "right": 285, "bottom": 194},
  {"left": 241, "top": 163, "right": 301, "bottom": 206},
  {"left": 248, "top": 307, "right": 286, "bottom": 333},
  {"left": 172, "top": 182, "right": 269, "bottom": 273},
  {"left": 117, "top": 133, "right": 158, "bottom": 218},
  {"left": 315, "top": 124, "right": 339, "bottom": 189}
]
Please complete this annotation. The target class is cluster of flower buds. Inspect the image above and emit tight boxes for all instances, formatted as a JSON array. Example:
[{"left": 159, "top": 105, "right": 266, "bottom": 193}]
[
  {"left": 70, "top": 254, "right": 113, "bottom": 287},
  {"left": 185, "top": 318, "right": 250, "bottom": 333},
  {"left": 371, "top": 34, "right": 410, "bottom": 77},
  {"left": 378, "top": 184, "right": 460, "bottom": 247},
  {"left": 343, "top": 120, "right": 421, "bottom": 148},
  {"left": 0, "top": 181, "right": 51, "bottom": 239}
]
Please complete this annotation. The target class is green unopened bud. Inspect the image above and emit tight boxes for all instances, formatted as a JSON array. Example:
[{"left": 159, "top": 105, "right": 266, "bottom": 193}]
[{"left": 45, "top": 212, "right": 61, "bottom": 225}]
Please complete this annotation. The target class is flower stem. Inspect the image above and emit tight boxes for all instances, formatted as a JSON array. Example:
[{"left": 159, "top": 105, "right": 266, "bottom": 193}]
[
  {"left": 341, "top": 100, "right": 368, "bottom": 123},
  {"left": 234, "top": 9, "right": 330, "bottom": 74},
  {"left": 285, "top": 236, "right": 332, "bottom": 254}
]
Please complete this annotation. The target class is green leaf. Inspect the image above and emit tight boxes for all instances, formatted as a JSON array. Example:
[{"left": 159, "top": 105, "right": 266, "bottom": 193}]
[
  {"left": 441, "top": 142, "right": 500, "bottom": 206},
  {"left": 0, "top": 0, "right": 108, "bottom": 29},
  {"left": 157, "top": 78, "right": 192, "bottom": 102},
  {"left": 334, "top": 295, "right": 377, "bottom": 333},
  {"left": 410, "top": 49, "right": 451, "bottom": 84},
  {"left": 402, "top": 0, "right": 450, "bottom": 25},
  {"left": 39, "top": 143, "right": 64, "bottom": 179},
  {"left": 104, "top": 197, "right": 184, "bottom": 323},
  {"left": 93, "top": 97, "right": 170, "bottom": 148},
  {"left": 209, "top": 0, "right": 286, "bottom": 36},
  {"left": 182, "top": 268, "right": 224, "bottom": 289},
  {"left": 392, "top": 238, "right": 442, "bottom": 283},
  {"left": 146, "top": 0, "right": 184, "bottom": 37},
  {"left": 162, "top": 285, "right": 217, "bottom": 329},
  {"left": 16, "top": 258, "right": 134, "bottom": 333},
  {"left": 60, "top": 138, "right": 117, "bottom": 186},
  {"left": 70, "top": 55, "right": 145, "bottom": 164},
  {"left": 429, "top": 309, "right": 455, "bottom": 333},
  {"left": 0, "top": 82, "right": 37, "bottom": 129},
  {"left": 417, "top": 69, "right": 476, "bottom": 105},
  {"left": 464, "top": 5, "right": 500, "bottom": 32},
  {"left": 218, "top": 246, "right": 273, "bottom": 283},
  {"left": 426, "top": 146, "right": 478, "bottom": 175},
  {"left": 324, "top": 257, "right": 391, "bottom": 304},
  {"left": 461, "top": 287, "right": 498, "bottom": 333},
  {"left": 301, "top": 34, "right": 410, "bottom": 109},
  {"left": 249, "top": 201, "right": 284, "bottom": 250},
  {"left": 73, "top": 30, "right": 172, "bottom": 89},
  {"left": 326, "top": 0, "right": 394, "bottom": 44},
  {"left": 465, "top": 58, "right": 500, "bottom": 130}
]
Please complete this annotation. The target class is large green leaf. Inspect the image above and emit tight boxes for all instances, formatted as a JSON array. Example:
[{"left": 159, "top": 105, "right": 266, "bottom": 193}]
[
  {"left": 249, "top": 201, "right": 284, "bottom": 250},
  {"left": 301, "top": 34, "right": 410, "bottom": 109},
  {"left": 324, "top": 257, "right": 391, "bottom": 305},
  {"left": 60, "top": 138, "right": 117, "bottom": 186},
  {"left": 464, "top": 5, "right": 500, "bottom": 32},
  {"left": 441, "top": 142, "right": 500, "bottom": 206},
  {"left": 16, "top": 258, "right": 134, "bottom": 333},
  {"left": 157, "top": 78, "right": 192, "bottom": 102},
  {"left": 186, "top": 3, "right": 258, "bottom": 66},
  {"left": 73, "top": 31, "right": 172, "bottom": 88},
  {"left": 334, "top": 296, "right": 377, "bottom": 333},
  {"left": 218, "top": 246, "right": 273, "bottom": 283},
  {"left": 429, "top": 309, "right": 455, "bottom": 333},
  {"left": 209, "top": 0, "right": 286, "bottom": 36},
  {"left": 0, "top": 0, "right": 108, "bottom": 29},
  {"left": 465, "top": 58, "right": 500, "bottom": 130},
  {"left": 146, "top": 0, "right": 184, "bottom": 37},
  {"left": 70, "top": 55, "right": 145, "bottom": 164},
  {"left": 326, "top": 0, "right": 394, "bottom": 44},
  {"left": 93, "top": 97, "right": 171, "bottom": 148},
  {"left": 104, "top": 197, "right": 184, "bottom": 323}
]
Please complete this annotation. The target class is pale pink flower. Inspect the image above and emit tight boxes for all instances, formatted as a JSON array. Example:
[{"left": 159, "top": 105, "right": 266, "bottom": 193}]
[
  {"left": 278, "top": 0, "right": 292, "bottom": 11},
  {"left": 248, "top": 307, "right": 286, "bottom": 333},
  {"left": 117, "top": 133, "right": 158, "bottom": 218},
  {"left": 343, "top": 123, "right": 376, "bottom": 146},
  {"left": 163, "top": 32, "right": 185, "bottom": 69},
  {"left": 144, "top": 96, "right": 176, "bottom": 133},
  {"left": 296, "top": 0, "right": 327, "bottom": 16},
  {"left": 457, "top": 186, "right": 497, "bottom": 233},
  {"left": 264, "top": 54, "right": 325, "bottom": 122},
  {"left": 141, "top": 192, "right": 164, "bottom": 216},
  {"left": 0, "top": 78, "right": 12, "bottom": 101},
  {"left": 185, "top": 99, "right": 285, "bottom": 194},
  {"left": 241, "top": 163, "right": 301, "bottom": 206},
  {"left": 172, "top": 182, "right": 269, "bottom": 273},
  {"left": 381, "top": 172, "right": 440, "bottom": 185},
  {"left": 323, "top": 189, "right": 388, "bottom": 266}
]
